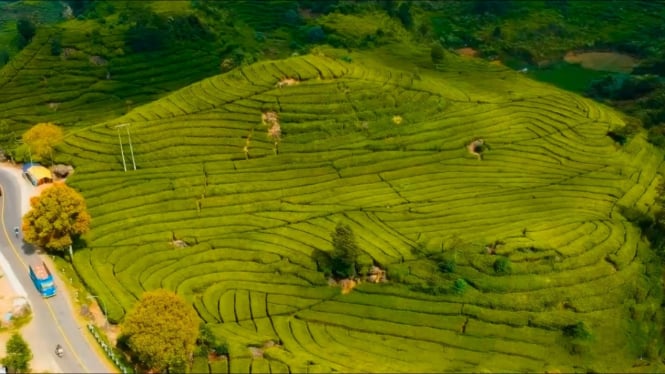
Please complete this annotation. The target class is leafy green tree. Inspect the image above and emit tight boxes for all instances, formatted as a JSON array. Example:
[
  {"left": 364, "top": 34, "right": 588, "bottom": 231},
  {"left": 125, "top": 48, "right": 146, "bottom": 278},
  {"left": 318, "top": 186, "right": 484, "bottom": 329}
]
[
  {"left": 431, "top": 43, "right": 445, "bottom": 65},
  {"left": 330, "top": 223, "right": 360, "bottom": 278},
  {"left": 9, "top": 143, "right": 32, "bottom": 163},
  {"left": 168, "top": 14, "right": 213, "bottom": 42},
  {"left": 1, "top": 333, "right": 32, "bottom": 373},
  {"left": 121, "top": 289, "right": 199, "bottom": 373},
  {"left": 50, "top": 36, "right": 62, "bottom": 56},
  {"left": 16, "top": 18, "right": 36, "bottom": 48},
  {"left": 397, "top": 2, "right": 413, "bottom": 29},
  {"left": 307, "top": 26, "right": 326, "bottom": 43},
  {"left": 452, "top": 278, "right": 467, "bottom": 295},
  {"left": 195, "top": 322, "right": 228, "bottom": 358},
  {"left": 124, "top": 7, "right": 169, "bottom": 52},
  {"left": 0, "top": 119, "right": 15, "bottom": 153},
  {"left": 437, "top": 257, "right": 456, "bottom": 273},
  {"left": 282, "top": 9, "right": 301, "bottom": 26},
  {"left": 607, "top": 120, "right": 640, "bottom": 145},
  {"left": 562, "top": 321, "right": 592, "bottom": 355},
  {"left": 472, "top": 0, "right": 514, "bottom": 16},
  {"left": 22, "top": 183, "right": 92, "bottom": 255},
  {"left": 126, "top": 24, "right": 167, "bottom": 52},
  {"left": 22, "top": 122, "right": 64, "bottom": 163},
  {"left": 379, "top": 0, "right": 397, "bottom": 17},
  {"left": 563, "top": 321, "right": 591, "bottom": 339},
  {"left": 493, "top": 256, "right": 512, "bottom": 274},
  {"left": 64, "top": 0, "right": 94, "bottom": 17}
]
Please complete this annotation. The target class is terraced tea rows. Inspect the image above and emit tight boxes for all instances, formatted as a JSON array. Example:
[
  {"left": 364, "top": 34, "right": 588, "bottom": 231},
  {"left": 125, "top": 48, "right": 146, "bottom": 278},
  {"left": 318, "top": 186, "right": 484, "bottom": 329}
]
[
  {"left": 0, "top": 17, "right": 220, "bottom": 132},
  {"left": 61, "top": 54, "right": 663, "bottom": 372}
]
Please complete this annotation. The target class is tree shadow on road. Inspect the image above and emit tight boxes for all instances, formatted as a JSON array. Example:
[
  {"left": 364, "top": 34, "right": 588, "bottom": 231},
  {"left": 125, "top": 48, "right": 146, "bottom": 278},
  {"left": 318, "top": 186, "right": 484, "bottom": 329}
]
[{"left": 18, "top": 241, "right": 37, "bottom": 256}]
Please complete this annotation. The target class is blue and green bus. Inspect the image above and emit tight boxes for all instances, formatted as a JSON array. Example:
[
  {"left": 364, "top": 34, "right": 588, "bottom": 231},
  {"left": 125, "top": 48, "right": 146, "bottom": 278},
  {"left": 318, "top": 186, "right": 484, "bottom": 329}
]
[{"left": 29, "top": 262, "right": 57, "bottom": 298}]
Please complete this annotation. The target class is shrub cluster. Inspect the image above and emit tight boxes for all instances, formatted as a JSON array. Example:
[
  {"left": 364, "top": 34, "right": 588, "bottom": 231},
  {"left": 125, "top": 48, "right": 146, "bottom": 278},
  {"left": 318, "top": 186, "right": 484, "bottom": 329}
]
[
  {"left": 16, "top": 17, "right": 36, "bottom": 49},
  {"left": 314, "top": 223, "right": 362, "bottom": 279},
  {"left": 123, "top": 8, "right": 213, "bottom": 52},
  {"left": 493, "top": 256, "right": 512, "bottom": 275},
  {"left": 195, "top": 323, "right": 229, "bottom": 358}
]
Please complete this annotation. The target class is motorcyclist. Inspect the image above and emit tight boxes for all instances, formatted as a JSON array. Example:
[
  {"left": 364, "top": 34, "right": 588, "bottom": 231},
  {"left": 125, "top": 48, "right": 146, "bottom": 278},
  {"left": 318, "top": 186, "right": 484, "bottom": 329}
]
[
  {"left": 55, "top": 344, "right": 63, "bottom": 357},
  {"left": 13, "top": 227, "right": 19, "bottom": 238}
]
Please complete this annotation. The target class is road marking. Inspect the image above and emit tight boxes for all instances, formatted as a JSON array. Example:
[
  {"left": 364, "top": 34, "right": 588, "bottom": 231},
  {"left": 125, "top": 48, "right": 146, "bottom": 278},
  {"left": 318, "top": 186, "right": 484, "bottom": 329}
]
[{"left": 0, "top": 185, "right": 90, "bottom": 373}]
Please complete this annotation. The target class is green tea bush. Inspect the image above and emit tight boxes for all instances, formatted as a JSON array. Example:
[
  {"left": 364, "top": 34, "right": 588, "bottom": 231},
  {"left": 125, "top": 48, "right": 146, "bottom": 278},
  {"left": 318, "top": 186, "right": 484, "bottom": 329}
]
[
  {"left": 437, "top": 256, "right": 456, "bottom": 273},
  {"left": 452, "top": 278, "right": 467, "bottom": 295},
  {"left": 386, "top": 263, "right": 410, "bottom": 283},
  {"left": 493, "top": 256, "right": 512, "bottom": 275},
  {"left": 607, "top": 121, "right": 640, "bottom": 145},
  {"left": 431, "top": 43, "right": 444, "bottom": 65}
]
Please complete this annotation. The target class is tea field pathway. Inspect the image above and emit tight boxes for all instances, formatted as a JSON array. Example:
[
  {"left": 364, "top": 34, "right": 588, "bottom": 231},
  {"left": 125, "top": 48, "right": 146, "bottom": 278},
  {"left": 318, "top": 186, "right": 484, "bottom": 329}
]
[{"left": 0, "top": 166, "right": 114, "bottom": 373}]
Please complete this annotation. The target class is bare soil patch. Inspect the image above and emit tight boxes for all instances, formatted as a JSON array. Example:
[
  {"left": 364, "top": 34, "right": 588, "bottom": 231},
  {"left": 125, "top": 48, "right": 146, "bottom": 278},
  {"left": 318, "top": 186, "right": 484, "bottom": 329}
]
[
  {"left": 0, "top": 274, "right": 17, "bottom": 329},
  {"left": 467, "top": 139, "right": 485, "bottom": 160},
  {"left": 275, "top": 78, "right": 299, "bottom": 88},
  {"left": 456, "top": 48, "right": 479, "bottom": 57},
  {"left": 563, "top": 51, "right": 637, "bottom": 73},
  {"left": 87, "top": 301, "right": 120, "bottom": 345}
]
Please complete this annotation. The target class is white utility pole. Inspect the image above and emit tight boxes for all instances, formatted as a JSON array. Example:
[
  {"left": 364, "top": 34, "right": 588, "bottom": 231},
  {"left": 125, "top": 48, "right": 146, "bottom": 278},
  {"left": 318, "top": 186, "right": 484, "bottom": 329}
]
[
  {"left": 115, "top": 126, "right": 127, "bottom": 172},
  {"left": 114, "top": 124, "right": 136, "bottom": 171},
  {"left": 125, "top": 125, "right": 136, "bottom": 170}
]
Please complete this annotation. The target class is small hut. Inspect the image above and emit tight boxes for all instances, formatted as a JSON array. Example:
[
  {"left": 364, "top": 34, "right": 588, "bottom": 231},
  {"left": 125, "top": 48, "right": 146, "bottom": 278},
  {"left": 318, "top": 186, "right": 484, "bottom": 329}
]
[{"left": 22, "top": 163, "right": 53, "bottom": 186}]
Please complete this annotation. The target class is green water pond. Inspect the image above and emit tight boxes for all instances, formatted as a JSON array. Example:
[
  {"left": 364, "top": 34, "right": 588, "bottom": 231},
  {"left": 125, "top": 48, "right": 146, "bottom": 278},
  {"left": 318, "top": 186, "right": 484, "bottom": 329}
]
[{"left": 525, "top": 62, "right": 614, "bottom": 94}]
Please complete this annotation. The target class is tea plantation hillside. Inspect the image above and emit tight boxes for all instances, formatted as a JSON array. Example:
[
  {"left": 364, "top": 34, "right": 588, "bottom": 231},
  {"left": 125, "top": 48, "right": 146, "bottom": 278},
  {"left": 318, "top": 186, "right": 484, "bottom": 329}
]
[
  {"left": 0, "top": 5, "right": 221, "bottom": 133},
  {"left": 59, "top": 53, "right": 665, "bottom": 373}
]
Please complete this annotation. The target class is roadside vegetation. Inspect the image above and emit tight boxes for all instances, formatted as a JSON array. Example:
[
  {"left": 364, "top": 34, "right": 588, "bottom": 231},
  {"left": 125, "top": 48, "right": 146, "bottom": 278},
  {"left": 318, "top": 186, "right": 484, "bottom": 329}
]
[
  {"left": 119, "top": 289, "right": 199, "bottom": 373},
  {"left": 1, "top": 333, "right": 32, "bottom": 373},
  {"left": 21, "top": 183, "right": 91, "bottom": 257},
  {"left": 1, "top": 0, "right": 665, "bottom": 373}
]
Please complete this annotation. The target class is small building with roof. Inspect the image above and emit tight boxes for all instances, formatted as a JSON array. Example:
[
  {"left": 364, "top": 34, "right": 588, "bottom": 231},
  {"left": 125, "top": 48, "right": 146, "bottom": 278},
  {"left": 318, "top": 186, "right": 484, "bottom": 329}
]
[{"left": 22, "top": 163, "right": 53, "bottom": 186}]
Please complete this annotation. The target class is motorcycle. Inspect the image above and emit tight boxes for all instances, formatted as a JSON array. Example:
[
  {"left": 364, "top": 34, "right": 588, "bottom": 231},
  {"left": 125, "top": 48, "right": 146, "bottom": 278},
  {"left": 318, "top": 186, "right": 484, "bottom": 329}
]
[{"left": 55, "top": 345, "right": 64, "bottom": 358}]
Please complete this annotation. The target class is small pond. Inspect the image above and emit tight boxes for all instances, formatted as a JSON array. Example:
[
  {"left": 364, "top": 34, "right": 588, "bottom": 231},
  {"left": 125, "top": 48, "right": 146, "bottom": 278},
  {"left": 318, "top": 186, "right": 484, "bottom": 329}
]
[{"left": 509, "top": 51, "right": 638, "bottom": 94}]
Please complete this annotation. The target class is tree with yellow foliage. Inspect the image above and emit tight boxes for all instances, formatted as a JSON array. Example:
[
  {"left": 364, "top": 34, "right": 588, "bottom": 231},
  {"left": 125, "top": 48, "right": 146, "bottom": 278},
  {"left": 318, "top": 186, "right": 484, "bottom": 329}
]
[
  {"left": 121, "top": 289, "right": 199, "bottom": 373},
  {"left": 22, "top": 183, "right": 91, "bottom": 257},
  {"left": 22, "top": 122, "right": 64, "bottom": 163}
]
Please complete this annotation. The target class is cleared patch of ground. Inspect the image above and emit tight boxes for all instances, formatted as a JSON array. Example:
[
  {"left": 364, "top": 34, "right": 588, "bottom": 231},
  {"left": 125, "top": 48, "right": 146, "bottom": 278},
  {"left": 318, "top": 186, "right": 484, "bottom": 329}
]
[{"left": 563, "top": 51, "right": 638, "bottom": 73}]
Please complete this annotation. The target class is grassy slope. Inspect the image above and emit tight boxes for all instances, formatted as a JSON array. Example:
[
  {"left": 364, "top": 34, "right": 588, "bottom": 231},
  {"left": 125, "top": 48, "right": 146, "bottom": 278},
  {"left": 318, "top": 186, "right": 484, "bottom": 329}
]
[{"left": 55, "top": 45, "right": 665, "bottom": 372}]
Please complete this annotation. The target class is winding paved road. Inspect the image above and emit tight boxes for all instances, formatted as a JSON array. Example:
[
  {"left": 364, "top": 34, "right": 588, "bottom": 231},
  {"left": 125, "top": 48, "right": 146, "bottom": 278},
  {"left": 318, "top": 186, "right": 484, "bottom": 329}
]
[{"left": 0, "top": 167, "right": 113, "bottom": 373}]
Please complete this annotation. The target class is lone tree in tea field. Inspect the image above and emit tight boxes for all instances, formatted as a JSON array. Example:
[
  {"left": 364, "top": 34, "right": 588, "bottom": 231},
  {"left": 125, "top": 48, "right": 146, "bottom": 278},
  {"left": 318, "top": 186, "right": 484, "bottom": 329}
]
[
  {"left": 330, "top": 223, "right": 360, "bottom": 278},
  {"left": 22, "top": 122, "right": 64, "bottom": 164},
  {"left": 431, "top": 43, "right": 445, "bottom": 65},
  {"left": 120, "top": 289, "right": 199, "bottom": 373},
  {"left": 22, "top": 183, "right": 91, "bottom": 257}
]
